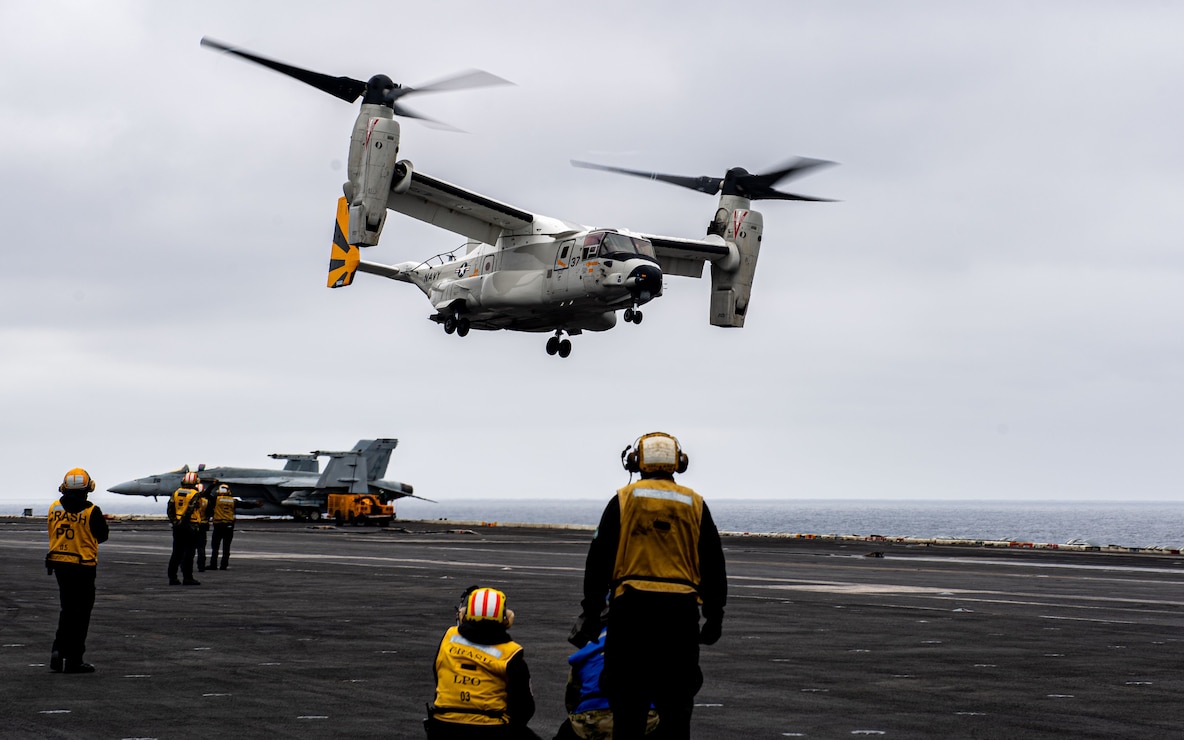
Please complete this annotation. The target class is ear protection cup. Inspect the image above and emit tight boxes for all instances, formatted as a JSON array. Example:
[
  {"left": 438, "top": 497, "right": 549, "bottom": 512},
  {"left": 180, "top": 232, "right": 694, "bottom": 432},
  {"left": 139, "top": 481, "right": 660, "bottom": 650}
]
[{"left": 621, "top": 443, "right": 640, "bottom": 473}]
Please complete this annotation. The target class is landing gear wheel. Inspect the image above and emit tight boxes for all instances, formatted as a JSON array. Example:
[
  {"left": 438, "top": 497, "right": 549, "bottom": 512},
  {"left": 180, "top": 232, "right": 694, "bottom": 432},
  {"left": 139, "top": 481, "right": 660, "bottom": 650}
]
[
  {"left": 309, "top": 510, "right": 321, "bottom": 522},
  {"left": 546, "top": 336, "right": 560, "bottom": 355},
  {"left": 624, "top": 307, "right": 635, "bottom": 323},
  {"left": 633, "top": 310, "right": 643, "bottom": 324},
  {"left": 457, "top": 318, "right": 471, "bottom": 337},
  {"left": 444, "top": 316, "right": 457, "bottom": 334},
  {"left": 558, "top": 339, "right": 572, "bottom": 358}
]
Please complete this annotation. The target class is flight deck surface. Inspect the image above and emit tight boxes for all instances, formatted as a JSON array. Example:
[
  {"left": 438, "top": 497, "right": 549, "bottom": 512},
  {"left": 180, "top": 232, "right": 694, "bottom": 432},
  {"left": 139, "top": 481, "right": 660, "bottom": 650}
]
[{"left": 2, "top": 518, "right": 1182, "bottom": 738}]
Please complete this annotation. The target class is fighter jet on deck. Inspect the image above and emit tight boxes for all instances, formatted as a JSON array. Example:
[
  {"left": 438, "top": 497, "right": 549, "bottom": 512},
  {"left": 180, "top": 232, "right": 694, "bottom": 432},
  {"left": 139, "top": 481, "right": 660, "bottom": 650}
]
[{"left": 108, "top": 439, "right": 421, "bottom": 520}]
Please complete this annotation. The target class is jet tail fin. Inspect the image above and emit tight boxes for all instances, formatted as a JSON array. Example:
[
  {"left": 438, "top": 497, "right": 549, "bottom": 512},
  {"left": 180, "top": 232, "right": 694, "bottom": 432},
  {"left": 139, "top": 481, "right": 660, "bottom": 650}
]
[
  {"left": 328, "top": 196, "right": 361, "bottom": 288},
  {"left": 354, "top": 438, "right": 398, "bottom": 481},
  {"left": 315, "top": 450, "right": 368, "bottom": 493}
]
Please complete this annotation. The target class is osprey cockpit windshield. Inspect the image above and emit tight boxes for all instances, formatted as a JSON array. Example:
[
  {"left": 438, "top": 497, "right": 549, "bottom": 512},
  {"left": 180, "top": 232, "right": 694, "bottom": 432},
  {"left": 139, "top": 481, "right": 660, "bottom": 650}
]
[{"left": 585, "top": 231, "right": 657, "bottom": 262}]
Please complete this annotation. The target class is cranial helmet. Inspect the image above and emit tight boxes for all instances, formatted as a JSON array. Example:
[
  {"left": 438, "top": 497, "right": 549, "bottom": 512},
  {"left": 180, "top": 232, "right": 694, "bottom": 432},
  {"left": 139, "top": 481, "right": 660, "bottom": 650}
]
[
  {"left": 622, "top": 432, "right": 689, "bottom": 474},
  {"left": 181, "top": 471, "right": 200, "bottom": 487},
  {"left": 216, "top": 484, "right": 230, "bottom": 494},
  {"left": 458, "top": 586, "right": 514, "bottom": 627},
  {"left": 59, "top": 467, "right": 95, "bottom": 493}
]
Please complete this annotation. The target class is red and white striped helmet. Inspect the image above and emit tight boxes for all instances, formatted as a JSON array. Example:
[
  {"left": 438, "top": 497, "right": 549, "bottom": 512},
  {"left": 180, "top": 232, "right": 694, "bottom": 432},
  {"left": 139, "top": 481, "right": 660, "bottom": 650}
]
[{"left": 461, "top": 587, "right": 508, "bottom": 624}]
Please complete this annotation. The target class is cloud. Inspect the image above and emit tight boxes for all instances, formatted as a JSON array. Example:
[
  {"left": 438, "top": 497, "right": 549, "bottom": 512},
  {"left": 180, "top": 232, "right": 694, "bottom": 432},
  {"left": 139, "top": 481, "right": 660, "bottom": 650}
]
[{"left": 3, "top": 2, "right": 1183, "bottom": 515}]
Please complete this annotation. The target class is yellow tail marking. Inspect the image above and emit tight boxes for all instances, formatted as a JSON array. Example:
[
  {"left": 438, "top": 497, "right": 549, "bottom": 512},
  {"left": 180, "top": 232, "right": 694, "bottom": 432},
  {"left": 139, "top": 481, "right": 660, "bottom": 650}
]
[{"left": 327, "top": 197, "right": 361, "bottom": 288}]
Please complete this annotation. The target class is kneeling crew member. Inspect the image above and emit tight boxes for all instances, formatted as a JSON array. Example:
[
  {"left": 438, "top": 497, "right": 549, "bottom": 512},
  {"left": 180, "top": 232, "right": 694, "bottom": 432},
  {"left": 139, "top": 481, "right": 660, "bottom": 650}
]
[
  {"left": 554, "top": 625, "right": 659, "bottom": 739},
  {"left": 426, "top": 586, "right": 541, "bottom": 739},
  {"left": 47, "top": 467, "right": 110, "bottom": 674},
  {"left": 572, "top": 432, "right": 727, "bottom": 740}
]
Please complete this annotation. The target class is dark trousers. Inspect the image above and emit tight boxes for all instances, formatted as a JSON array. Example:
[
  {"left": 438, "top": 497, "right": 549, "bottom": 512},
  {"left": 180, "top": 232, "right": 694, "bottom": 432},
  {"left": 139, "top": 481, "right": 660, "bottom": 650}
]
[
  {"left": 210, "top": 524, "right": 234, "bottom": 569},
  {"left": 167, "top": 525, "right": 197, "bottom": 581},
  {"left": 52, "top": 563, "right": 97, "bottom": 663},
  {"left": 603, "top": 591, "right": 702, "bottom": 740},
  {"left": 195, "top": 526, "right": 209, "bottom": 571}
]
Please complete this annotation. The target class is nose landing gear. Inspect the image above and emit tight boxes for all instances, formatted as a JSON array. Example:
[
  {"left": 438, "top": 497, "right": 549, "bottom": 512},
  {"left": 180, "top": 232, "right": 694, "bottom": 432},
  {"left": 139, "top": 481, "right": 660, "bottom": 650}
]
[{"left": 546, "top": 331, "right": 572, "bottom": 358}]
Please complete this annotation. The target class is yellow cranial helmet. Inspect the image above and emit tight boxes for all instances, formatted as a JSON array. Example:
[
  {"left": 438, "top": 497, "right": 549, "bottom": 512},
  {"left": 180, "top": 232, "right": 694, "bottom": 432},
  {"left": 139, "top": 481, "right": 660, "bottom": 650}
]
[
  {"left": 623, "top": 432, "right": 689, "bottom": 474},
  {"left": 60, "top": 467, "right": 95, "bottom": 493}
]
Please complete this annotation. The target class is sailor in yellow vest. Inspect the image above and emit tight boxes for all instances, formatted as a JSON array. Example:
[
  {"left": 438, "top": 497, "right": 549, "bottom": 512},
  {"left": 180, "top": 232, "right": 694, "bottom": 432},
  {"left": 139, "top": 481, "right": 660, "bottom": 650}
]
[
  {"left": 166, "top": 471, "right": 203, "bottom": 585},
  {"left": 571, "top": 432, "right": 727, "bottom": 740},
  {"left": 193, "top": 482, "right": 215, "bottom": 572},
  {"left": 209, "top": 484, "right": 244, "bottom": 570},
  {"left": 425, "top": 586, "right": 542, "bottom": 739},
  {"left": 46, "top": 467, "right": 109, "bottom": 674}
]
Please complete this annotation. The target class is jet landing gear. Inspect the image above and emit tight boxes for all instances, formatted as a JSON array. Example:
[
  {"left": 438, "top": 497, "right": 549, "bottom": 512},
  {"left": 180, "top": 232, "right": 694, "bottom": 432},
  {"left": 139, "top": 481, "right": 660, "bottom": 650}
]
[
  {"left": 442, "top": 311, "right": 471, "bottom": 337},
  {"left": 623, "top": 306, "right": 644, "bottom": 324},
  {"left": 546, "top": 331, "right": 572, "bottom": 358}
]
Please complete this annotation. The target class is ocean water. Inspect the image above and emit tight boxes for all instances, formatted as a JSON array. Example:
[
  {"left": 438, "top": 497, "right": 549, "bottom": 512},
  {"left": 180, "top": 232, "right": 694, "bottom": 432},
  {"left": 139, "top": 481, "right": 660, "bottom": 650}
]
[
  {"left": 6, "top": 498, "right": 1181, "bottom": 550},
  {"left": 390, "top": 498, "right": 1184, "bottom": 550}
]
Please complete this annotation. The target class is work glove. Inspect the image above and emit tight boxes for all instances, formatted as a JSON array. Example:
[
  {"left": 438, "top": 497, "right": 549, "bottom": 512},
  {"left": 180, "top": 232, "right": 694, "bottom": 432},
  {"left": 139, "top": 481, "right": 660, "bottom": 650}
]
[
  {"left": 699, "top": 617, "right": 722, "bottom": 645},
  {"left": 568, "top": 614, "right": 601, "bottom": 648}
]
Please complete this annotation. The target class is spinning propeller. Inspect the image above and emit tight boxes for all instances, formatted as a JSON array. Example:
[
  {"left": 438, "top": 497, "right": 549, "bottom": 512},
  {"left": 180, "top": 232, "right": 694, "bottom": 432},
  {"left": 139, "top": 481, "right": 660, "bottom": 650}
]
[
  {"left": 200, "top": 37, "right": 510, "bottom": 126},
  {"left": 571, "top": 158, "right": 835, "bottom": 202}
]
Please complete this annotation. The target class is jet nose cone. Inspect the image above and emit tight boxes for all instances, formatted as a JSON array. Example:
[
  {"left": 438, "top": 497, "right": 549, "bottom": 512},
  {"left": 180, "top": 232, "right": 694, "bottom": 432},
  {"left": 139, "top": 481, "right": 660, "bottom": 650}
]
[
  {"left": 626, "top": 263, "right": 663, "bottom": 302},
  {"left": 108, "top": 480, "right": 148, "bottom": 496}
]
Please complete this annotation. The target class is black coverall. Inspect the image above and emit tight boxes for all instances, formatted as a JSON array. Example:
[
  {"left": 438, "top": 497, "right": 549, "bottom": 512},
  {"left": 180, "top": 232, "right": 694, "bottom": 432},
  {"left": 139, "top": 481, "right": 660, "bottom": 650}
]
[
  {"left": 209, "top": 522, "right": 233, "bottom": 569},
  {"left": 167, "top": 492, "right": 199, "bottom": 583},
  {"left": 49, "top": 494, "right": 109, "bottom": 667},
  {"left": 578, "top": 478, "right": 727, "bottom": 740}
]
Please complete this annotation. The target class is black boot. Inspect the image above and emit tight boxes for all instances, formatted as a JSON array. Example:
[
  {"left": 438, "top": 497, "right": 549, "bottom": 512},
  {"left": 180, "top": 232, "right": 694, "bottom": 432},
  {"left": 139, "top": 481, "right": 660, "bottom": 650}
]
[
  {"left": 63, "top": 660, "right": 96, "bottom": 674},
  {"left": 49, "top": 651, "right": 63, "bottom": 673}
]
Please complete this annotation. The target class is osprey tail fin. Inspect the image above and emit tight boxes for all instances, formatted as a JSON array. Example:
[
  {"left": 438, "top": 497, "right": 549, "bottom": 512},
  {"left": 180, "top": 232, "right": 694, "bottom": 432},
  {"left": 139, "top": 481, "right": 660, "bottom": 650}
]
[{"left": 327, "top": 197, "right": 361, "bottom": 288}]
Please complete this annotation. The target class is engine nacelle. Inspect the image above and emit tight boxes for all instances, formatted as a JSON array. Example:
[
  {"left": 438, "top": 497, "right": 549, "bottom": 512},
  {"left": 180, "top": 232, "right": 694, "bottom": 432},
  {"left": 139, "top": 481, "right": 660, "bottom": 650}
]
[
  {"left": 391, "top": 159, "right": 413, "bottom": 195},
  {"left": 345, "top": 105, "right": 401, "bottom": 246},
  {"left": 709, "top": 201, "right": 763, "bottom": 328}
]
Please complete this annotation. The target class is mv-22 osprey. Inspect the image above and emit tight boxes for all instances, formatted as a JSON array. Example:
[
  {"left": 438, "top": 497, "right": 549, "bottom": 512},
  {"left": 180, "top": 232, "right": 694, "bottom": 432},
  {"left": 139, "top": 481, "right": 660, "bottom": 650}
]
[{"left": 201, "top": 38, "right": 833, "bottom": 357}]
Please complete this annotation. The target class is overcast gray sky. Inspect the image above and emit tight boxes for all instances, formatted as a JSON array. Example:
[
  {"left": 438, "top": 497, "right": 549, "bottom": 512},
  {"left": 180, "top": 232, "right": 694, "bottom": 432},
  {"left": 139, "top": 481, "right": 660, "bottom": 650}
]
[{"left": 3, "top": 1, "right": 1182, "bottom": 513}]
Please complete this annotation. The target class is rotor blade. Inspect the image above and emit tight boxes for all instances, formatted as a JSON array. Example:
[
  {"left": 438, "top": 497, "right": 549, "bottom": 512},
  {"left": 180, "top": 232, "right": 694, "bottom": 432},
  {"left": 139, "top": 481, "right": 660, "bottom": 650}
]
[
  {"left": 391, "top": 102, "right": 465, "bottom": 132},
  {"left": 200, "top": 37, "right": 366, "bottom": 103},
  {"left": 755, "top": 190, "right": 836, "bottom": 202},
  {"left": 394, "top": 69, "right": 513, "bottom": 100},
  {"left": 571, "top": 160, "right": 722, "bottom": 196},
  {"left": 753, "top": 157, "right": 836, "bottom": 188}
]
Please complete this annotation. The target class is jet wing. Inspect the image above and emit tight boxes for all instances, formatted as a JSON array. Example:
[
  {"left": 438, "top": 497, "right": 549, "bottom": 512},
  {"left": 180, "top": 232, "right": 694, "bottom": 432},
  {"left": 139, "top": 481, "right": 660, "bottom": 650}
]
[
  {"left": 643, "top": 233, "right": 733, "bottom": 278},
  {"left": 388, "top": 169, "right": 536, "bottom": 246},
  {"left": 214, "top": 476, "right": 314, "bottom": 489}
]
